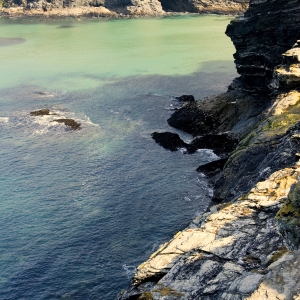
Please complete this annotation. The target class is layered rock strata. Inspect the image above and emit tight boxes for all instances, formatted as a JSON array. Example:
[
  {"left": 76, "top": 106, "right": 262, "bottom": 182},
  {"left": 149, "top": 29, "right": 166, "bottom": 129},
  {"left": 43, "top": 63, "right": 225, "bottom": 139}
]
[
  {"left": 118, "top": 0, "right": 300, "bottom": 299},
  {"left": 118, "top": 165, "right": 300, "bottom": 299},
  {"left": 225, "top": 0, "right": 300, "bottom": 93}
]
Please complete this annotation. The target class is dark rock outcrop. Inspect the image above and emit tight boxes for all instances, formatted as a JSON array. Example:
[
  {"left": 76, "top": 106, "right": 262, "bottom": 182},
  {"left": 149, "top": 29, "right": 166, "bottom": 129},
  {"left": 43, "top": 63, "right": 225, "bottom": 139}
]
[
  {"left": 151, "top": 132, "right": 186, "bottom": 151},
  {"left": 226, "top": 0, "right": 300, "bottom": 94},
  {"left": 152, "top": 131, "right": 238, "bottom": 156},
  {"left": 175, "top": 95, "right": 195, "bottom": 103},
  {"left": 197, "top": 157, "right": 228, "bottom": 177},
  {"left": 190, "top": 133, "right": 238, "bottom": 156},
  {"left": 167, "top": 91, "right": 270, "bottom": 137},
  {"left": 118, "top": 0, "right": 300, "bottom": 299},
  {"left": 53, "top": 118, "right": 81, "bottom": 130},
  {"left": 30, "top": 108, "right": 51, "bottom": 116}
]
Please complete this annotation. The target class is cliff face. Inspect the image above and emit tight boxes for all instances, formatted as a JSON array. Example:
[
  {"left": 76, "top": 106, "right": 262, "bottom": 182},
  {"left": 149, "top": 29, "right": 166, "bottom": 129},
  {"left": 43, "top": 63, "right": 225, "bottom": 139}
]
[
  {"left": 226, "top": 0, "right": 300, "bottom": 93},
  {"left": 117, "top": 0, "right": 300, "bottom": 299}
]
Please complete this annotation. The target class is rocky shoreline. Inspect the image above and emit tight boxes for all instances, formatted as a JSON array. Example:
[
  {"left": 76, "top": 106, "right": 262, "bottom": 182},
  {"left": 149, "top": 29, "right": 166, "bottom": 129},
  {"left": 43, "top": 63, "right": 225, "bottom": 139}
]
[
  {"left": 0, "top": 0, "right": 248, "bottom": 18},
  {"left": 117, "top": 0, "right": 300, "bottom": 299}
]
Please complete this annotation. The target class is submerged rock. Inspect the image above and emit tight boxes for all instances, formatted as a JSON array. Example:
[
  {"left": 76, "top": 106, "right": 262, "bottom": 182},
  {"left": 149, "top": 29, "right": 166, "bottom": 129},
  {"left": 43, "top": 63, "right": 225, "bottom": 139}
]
[
  {"left": 53, "top": 118, "right": 81, "bottom": 130},
  {"left": 30, "top": 108, "right": 51, "bottom": 116}
]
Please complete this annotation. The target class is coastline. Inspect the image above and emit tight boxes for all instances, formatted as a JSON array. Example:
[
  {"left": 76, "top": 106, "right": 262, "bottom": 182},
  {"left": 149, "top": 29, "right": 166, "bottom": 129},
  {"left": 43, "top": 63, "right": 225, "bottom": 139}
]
[
  {"left": 118, "top": 0, "right": 300, "bottom": 299},
  {"left": 0, "top": 8, "right": 240, "bottom": 19}
]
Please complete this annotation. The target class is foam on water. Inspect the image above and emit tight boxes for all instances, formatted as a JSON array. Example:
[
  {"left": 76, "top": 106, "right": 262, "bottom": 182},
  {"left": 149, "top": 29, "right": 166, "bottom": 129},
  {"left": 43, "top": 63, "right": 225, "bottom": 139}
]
[
  {"left": 0, "top": 15, "right": 237, "bottom": 300},
  {"left": 0, "top": 117, "right": 9, "bottom": 123}
]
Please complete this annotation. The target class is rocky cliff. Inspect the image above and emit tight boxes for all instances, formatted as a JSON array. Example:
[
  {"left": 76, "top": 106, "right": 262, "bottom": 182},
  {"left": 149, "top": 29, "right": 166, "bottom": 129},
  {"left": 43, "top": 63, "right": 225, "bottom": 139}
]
[
  {"left": 117, "top": 0, "right": 300, "bottom": 299},
  {"left": 0, "top": 0, "right": 248, "bottom": 17}
]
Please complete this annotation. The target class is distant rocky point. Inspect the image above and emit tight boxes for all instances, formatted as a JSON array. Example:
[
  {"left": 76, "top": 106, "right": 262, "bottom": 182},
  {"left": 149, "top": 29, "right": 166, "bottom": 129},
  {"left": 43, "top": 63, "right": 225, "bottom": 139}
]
[{"left": 0, "top": 0, "right": 248, "bottom": 18}]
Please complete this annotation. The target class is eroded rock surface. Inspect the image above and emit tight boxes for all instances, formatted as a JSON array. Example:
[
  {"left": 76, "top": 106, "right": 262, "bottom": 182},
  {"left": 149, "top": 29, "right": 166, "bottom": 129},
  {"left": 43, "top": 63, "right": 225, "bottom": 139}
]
[
  {"left": 53, "top": 118, "right": 81, "bottom": 130},
  {"left": 226, "top": 0, "right": 300, "bottom": 94},
  {"left": 118, "top": 1, "right": 300, "bottom": 299},
  {"left": 117, "top": 165, "right": 300, "bottom": 299}
]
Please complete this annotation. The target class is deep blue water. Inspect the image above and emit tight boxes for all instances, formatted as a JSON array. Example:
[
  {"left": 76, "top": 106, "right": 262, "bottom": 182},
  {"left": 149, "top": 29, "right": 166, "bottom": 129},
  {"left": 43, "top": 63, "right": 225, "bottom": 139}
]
[{"left": 0, "top": 16, "right": 236, "bottom": 299}]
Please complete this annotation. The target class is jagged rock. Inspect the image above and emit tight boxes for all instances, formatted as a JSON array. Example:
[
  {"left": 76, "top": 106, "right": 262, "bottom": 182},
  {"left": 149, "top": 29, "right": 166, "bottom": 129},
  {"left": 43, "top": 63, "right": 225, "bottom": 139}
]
[
  {"left": 53, "top": 118, "right": 81, "bottom": 130},
  {"left": 167, "top": 91, "right": 270, "bottom": 137},
  {"left": 175, "top": 95, "right": 195, "bottom": 103},
  {"left": 190, "top": 133, "right": 238, "bottom": 156},
  {"left": 152, "top": 132, "right": 238, "bottom": 157},
  {"left": 119, "top": 0, "right": 300, "bottom": 298},
  {"left": 212, "top": 91, "right": 300, "bottom": 203},
  {"left": 197, "top": 157, "right": 228, "bottom": 177},
  {"left": 30, "top": 108, "right": 51, "bottom": 116},
  {"left": 276, "top": 182, "right": 300, "bottom": 250},
  {"left": 151, "top": 132, "right": 187, "bottom": 151},
  {"left": 118, "top": 166, "right": 300, "bottom": 299},
  {"left": 246, "top": 249, "right": 300, "bottom": 300},
  {"left": 226, "top": 0, "right": 300, "bottom": 94},
  {"left": 272, "top": 42, "right": 300, "bottom": 91}
]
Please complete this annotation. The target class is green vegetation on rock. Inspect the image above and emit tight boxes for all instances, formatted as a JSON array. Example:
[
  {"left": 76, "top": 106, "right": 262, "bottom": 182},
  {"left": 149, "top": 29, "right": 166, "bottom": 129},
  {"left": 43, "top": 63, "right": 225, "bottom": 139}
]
[{"left": 138, "top": 292, "right": 153, "bottom": 300}]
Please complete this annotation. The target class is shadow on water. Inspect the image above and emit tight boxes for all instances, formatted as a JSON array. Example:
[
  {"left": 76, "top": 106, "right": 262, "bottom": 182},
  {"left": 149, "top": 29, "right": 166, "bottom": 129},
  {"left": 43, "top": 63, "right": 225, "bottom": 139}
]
[
  {"left": 0, "top": 60, "right": 237, "bottom": 300},
  {"left": 0, "top": 37, "right": 26, "bottom": 47},
  {"left": 0, "top": 59, "right": 236, "bottom": 104}
]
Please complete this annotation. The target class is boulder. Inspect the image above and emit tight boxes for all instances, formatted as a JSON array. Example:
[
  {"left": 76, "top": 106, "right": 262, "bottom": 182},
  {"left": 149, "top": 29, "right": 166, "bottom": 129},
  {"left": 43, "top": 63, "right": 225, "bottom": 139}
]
[
  {"left": 53, "top": 118, "right": 81, "bottom": 130},
  {"left": 30, "top": 108, "right": 51, "bottom": 116},
  {"left": 151, "top": 132, "right": 186, "bottom": 151}
]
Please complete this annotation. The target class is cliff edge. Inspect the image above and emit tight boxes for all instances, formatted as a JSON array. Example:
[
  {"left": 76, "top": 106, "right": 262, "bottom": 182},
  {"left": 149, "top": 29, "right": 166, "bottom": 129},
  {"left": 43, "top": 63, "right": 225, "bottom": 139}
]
[{"left": 117, "top": 0, "right": 300, "bottom": 299}]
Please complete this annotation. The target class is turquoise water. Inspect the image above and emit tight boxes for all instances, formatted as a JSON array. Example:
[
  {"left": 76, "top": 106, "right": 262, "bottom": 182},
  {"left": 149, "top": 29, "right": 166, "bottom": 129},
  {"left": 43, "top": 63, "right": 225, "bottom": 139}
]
[{"left": 0, "top": 15, "right": 236, "bottom": 299}]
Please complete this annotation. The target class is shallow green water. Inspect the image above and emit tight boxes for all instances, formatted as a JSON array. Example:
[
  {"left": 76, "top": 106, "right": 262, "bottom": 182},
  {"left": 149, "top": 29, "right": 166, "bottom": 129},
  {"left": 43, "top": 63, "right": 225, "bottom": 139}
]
[{"left": 0, "top": 15, "right": 236, "bottom": 299}]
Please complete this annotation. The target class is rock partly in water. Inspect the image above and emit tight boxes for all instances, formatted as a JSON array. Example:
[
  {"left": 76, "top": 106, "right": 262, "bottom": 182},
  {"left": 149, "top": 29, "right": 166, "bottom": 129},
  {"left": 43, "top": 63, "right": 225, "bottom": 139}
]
[
  {"left": 175, "top": 95, "right": 195, "bottom": 103},
  {"left": 118, "top": 165, "right": 300, "bottom": 299},
  {"left": 190, "top": 133, "right": 238, "bottom": 157},
  {"left": 167, "top": 91, "right": 270, "bottom": 137},
  {"left": 151, "top": 132, "right": 187, "bottom": 151},
  {"left": 197, "top": 157, "right": 228, "bottom": 178},
  {"left": 53, "top": 118, "right": 81, "bottom": 130},
  {"left": 30, "top": 108, "right": 51, "bottom": 116}
]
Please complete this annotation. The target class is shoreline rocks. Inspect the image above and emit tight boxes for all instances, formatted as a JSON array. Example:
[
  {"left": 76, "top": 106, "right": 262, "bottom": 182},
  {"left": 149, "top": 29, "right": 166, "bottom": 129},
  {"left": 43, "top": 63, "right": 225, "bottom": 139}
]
[
  {"left": 118, "top": 0, "right": 300, "bottom": 298},
  {"left": 30, "top": 108, "right": 81, "bottom": 130},
  {"left": 0, "top": 0, "right": 248, "bottom": 18}
]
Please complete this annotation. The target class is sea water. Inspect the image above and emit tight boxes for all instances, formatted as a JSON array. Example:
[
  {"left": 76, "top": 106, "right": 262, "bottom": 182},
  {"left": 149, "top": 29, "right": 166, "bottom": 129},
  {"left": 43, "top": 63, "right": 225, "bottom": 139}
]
[{"left": 0, "top": 15, "right": 236, "bottom": 299}]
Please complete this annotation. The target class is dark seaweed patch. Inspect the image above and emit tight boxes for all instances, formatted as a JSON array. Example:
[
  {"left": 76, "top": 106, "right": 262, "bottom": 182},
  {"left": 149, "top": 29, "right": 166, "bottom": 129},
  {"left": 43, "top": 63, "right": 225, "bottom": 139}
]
[{"left": 0, "top": 37, "right": 26, "bottom": 47}]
